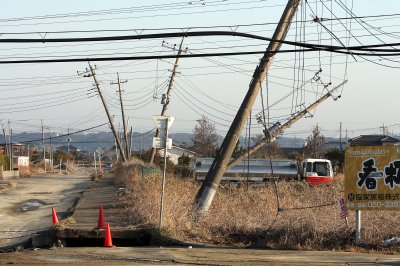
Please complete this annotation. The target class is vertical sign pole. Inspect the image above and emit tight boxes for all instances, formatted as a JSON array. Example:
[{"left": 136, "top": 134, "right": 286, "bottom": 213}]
[
  {"left": 159, "top": 118, "right": 169, "bottom": 229},
  {"left": 94, "top": 152, "right": 97, "bottom": 176},
  {"left": 355, "top": 210, "right": 361, "bottom": 243}
]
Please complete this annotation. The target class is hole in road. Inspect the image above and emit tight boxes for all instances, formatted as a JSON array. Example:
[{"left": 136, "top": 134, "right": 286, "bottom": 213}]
[{"left": 17, "top": 199, "right": 48, "bottom": 212}]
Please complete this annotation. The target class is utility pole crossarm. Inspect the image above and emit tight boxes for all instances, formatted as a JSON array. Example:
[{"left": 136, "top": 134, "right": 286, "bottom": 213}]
[
  {"left": 195, "top": 0, "right": 301, "bottom": 213},
  {"left": 226, "top": 80, "right": 347, "bottom": 170}
]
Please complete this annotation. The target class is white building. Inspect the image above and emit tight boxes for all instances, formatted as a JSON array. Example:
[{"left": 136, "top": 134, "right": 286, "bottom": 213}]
[{"left": 158, "top": 146, "right": 197, "bottom": 165}]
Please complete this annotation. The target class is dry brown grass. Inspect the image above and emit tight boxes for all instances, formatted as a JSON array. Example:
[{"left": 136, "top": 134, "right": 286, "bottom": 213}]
[{"left": 116, "top": 163, "right": 400, "bottom": 252}]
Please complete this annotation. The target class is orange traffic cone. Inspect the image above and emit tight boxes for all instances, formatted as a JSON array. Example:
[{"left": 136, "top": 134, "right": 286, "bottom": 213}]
[
  {"left": 104, "top": 223, "right": 114, "bottom": 247},
  {"left": 51, "top": 207, "right": 59, "bottom": 225},
  {"left": 97, "top": 205, "right": 106, "bottom": 229}
]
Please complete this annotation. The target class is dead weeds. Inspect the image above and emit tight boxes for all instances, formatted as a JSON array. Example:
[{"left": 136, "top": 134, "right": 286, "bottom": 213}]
[{"left": 116, "top": 162, "right": 400, "bottom": 253}]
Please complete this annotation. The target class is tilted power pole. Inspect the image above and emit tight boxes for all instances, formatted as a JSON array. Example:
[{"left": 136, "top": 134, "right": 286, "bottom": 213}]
[
  {"left": 79, "top": 62, "right": 127, "bottom": 162},
  {"left": 111, "top": 73, "right": 129, "bottom": 158},
  {"left": 195, "top": 0, "right": 301, "bottom": 212},
  {"left": 150, "top": 37, "right": 186, "bottom": 164},
  {"left": 226, "top": 81, "right": 347, "bottom": 170}
]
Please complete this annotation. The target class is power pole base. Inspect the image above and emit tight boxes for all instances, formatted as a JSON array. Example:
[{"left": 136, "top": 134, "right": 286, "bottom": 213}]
[{"left": 196, "top": 186, "right": 217, "bottom": 213}]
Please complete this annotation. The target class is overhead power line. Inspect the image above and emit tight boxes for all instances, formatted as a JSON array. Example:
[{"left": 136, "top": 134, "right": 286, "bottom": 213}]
[
  {"left": 2, "top": 30, "right": 400, "bottom": 51},
  {"left": 17, "top": 123, "right": 109, "bottom": 144},
  {"left": 0, "top": 47, "right": 400, "bottom": 65}
]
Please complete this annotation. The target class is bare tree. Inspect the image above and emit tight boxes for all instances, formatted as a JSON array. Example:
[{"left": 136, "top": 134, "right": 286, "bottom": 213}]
[
  {"left": 192, "top": 116, "right": 218, "bottom": 157},
  {"left": 303, "top": 125, "right": 327, "bottom": 158}
]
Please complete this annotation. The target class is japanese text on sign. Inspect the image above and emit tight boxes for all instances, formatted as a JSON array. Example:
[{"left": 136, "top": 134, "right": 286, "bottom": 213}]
[{"left": 344, "top": 146, "right": 400, "bottom": 210}]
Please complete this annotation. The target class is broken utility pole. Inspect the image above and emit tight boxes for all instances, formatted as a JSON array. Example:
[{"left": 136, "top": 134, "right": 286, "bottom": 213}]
[
  {"left": 226, "top": 80, "right": 347, "bottom": 170},
  {"left": 195, "top": 0, "right": 301, "bottom": 213},
  {"left": 150, "top": 37, "right": 186, "bottom": 164},
  {"left": 79, "top": 62, "right": 127, "bottom": 163},
  {"left": 111, "top": 73, "right": 129, "bottom": 158}
]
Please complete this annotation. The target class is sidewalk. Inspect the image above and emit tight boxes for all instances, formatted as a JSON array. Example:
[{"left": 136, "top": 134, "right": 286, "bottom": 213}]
[
  {"left": 69, "top": 174, "right": 127, "bottom": 229},
  {"left": 54, "top": 174, "right": 158, "bottom": 245}
]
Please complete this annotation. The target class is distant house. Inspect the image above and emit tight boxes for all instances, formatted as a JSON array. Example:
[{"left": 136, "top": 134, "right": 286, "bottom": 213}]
[
  {"left": 349, "top": 135, "right": 400, "bottom": 146},
  {"left": 0, "top": 143, "right": 27, "bottom": 156},
  {"left": 158, "top": 146, "right": 197, "bottom": 165}
]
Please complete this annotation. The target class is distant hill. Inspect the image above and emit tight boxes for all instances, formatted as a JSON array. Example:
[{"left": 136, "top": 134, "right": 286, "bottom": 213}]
[{"left": 6, "top": 131, "right": 361, "bottom": 153}]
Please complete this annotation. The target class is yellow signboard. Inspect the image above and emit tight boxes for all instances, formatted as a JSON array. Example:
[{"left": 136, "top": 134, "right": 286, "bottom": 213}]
[{"left": 344, "top": 146, "right": 400, "bottom": 210}]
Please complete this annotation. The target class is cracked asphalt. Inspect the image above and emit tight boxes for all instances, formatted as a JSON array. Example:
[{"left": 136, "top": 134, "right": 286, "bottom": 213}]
[{"left": 0, "top": 172, "right": 92, "bottom": 249}]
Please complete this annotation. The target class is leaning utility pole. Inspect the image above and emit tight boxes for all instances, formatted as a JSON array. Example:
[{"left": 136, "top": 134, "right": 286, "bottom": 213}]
[
  {"left": 150, "top": 37, "right": 186, "bottom": 164},
  {"left": 79, "top": 62, "right": 127, "bottom": 162},
  {"left": 196, "top": 0, "right": 301, "bottom": 212},
  {"left": 111, "top": 73, "right": 129, "bottom": 158},
  {"left": 226, "top": 81, "right": 347, "bottom": 170}
]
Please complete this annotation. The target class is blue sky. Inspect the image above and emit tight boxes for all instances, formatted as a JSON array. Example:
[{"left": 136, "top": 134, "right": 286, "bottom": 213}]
[{"left": 1, "top": 0, "right": 400, "bottom": 141}]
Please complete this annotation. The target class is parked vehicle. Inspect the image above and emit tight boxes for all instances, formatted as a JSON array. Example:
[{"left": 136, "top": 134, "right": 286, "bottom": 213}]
[
  {"left": 194, "top": 158, "right": 334, "bottom": 185},
  {"left": 297, "top": 158, "right": 334, "bottom": 186}
]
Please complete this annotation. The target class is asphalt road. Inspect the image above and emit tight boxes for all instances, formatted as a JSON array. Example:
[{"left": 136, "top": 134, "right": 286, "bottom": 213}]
[
  {"left": 0, "top": 246, "right": 399, "bottom": 265},
  {"left": 0, "top": 172, "right": 92, "bottom": 249}
]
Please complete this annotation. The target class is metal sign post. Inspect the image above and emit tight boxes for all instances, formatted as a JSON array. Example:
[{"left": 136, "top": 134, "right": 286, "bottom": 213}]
[
  {"left": 153, "top": 116, "right": 175, "bottom": 229},
  {"left": 355, "top": 210, "right": 361, "bottom": 242}
]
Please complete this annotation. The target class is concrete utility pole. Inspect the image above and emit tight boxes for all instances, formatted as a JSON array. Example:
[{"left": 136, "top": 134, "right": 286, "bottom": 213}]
[
  {"left": 50, "top": 133, "right": 53, "bottom": 168},
  {"left": 67, "top": 128, "right": 71, "bottom": 166},
  {"left": 10, "top": 129, "right": 13, "bottom": 171},
  {"left": 41, "top": 119, "right": 46, "bottom": 172},
  {"left": 150, "top": 37, "right": 186, "bottom": 164},
  {"left": 226, "top": 81, "right": 347, "bottom": 170},
  {"left": 196, "top": 0, "right": 301, "bottom": 212},
  {"left": 79, "top": 62, "right": 127, "bottom": 163},
  {"left": 129, "top": 126, "right": 133, "bottom": 157},
  {"left": 380, "top": 123, "right": 388, "bottom": 136},
  {"left": 340, "top": 122, "right": 343, "bottom": 152},
  {"left": 111, "top": 73, "right": 129, "bottom": 158},
  {"left": 2, "top": 124, "right": 9, "bottom": 170}
]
